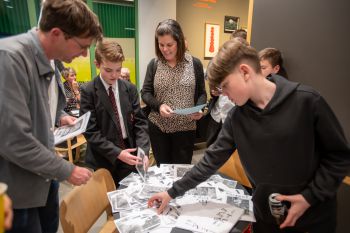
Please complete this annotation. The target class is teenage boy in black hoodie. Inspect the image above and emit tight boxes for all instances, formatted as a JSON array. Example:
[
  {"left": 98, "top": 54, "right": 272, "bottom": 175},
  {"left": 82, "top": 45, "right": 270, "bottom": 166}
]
[{"left": 148, "top": 39, "right": 350, "bottom": 233}]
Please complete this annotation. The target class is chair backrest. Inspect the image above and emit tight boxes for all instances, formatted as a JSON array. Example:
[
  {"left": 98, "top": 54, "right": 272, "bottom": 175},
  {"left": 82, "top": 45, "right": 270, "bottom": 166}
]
[
  {"left": 60, "top": 168, "right": 116, "bottom": 233},
  {"left": 218, "top": 150, "right": 252, "bottom": 188}
]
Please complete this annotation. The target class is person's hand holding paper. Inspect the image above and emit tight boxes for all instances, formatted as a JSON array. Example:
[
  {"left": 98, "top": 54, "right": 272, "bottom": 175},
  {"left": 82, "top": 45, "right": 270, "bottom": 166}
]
[
  {"left": 173, "top": 104, "right": 206, "bottom": 115},
  {"left": 189, "top": 112, "right": 203, "bottom": 120},
  {"left": 159, "top": 104, "right": 174, "bottom": 118}
]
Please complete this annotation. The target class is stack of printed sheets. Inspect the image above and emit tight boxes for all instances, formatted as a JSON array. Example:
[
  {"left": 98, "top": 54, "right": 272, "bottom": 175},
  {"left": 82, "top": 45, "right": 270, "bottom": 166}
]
[{"left": 107, "top": 163, "right": 255, "bottom": 233}]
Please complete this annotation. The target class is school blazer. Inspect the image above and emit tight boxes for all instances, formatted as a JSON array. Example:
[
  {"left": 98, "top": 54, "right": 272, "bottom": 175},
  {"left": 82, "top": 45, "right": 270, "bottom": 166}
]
[{"left": 80, "top": 76, "right": 150, "bottom": 171}]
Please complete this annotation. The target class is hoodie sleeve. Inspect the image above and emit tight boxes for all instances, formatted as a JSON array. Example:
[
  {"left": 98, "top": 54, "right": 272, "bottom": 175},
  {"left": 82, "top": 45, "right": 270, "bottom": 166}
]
[
  {"left": 168, "top": 109, "right": 237, "bottom": 198},
  {"left": 301, "top": 95, "right": 350, "bottom": 205}
]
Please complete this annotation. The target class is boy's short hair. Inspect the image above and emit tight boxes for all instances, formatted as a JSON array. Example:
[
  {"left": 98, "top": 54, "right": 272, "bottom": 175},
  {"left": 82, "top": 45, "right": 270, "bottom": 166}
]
[
  {"left": 259, "top": 47, "right": 288, "bottom": 79},
  {"left": 207, "top": 39, "right": 261, "bottom": 88},
  {"left": 258, "top": 48, "right": 282, "bottom": 67},
  {"left": 230, "top": 29, "right": 247, "bottom": 40},
  {"left": 95, "top": 40, "right": 125, "bottom": 64},
  {"left": 155, "top": 19, "right": 186, "bottom": 62},
  {"left": 39, "top": 0, "right": 102, "bottom": 41}
]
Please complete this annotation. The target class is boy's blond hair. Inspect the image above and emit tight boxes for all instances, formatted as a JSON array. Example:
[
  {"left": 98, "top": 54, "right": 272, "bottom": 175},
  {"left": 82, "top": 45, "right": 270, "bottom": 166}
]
[{"left": 95, "top": 40, "right": 125, "bottom": 64}]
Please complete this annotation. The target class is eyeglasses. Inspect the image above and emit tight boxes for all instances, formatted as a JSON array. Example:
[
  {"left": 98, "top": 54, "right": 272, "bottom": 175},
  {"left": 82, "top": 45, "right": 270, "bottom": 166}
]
[
  {"left": 215, "top": 86, "right": 223, "bottom": 94},
  {"left": 61, "top": 28, "right": 91, "bottom": 51},
  {"left": 71, "top": 37, "right": 91, "bottom": 51}
]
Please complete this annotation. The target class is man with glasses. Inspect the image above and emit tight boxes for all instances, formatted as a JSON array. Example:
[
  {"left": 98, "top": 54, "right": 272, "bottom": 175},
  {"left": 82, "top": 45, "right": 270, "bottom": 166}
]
[{"left": 0, "top": 0, "right": 102, "bottom": 232}]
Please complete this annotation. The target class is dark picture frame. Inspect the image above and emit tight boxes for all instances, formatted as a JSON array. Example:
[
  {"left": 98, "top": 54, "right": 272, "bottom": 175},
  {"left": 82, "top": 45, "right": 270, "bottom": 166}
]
[{"left": 224, "top": 16, "right": 239, "bottom": 33}]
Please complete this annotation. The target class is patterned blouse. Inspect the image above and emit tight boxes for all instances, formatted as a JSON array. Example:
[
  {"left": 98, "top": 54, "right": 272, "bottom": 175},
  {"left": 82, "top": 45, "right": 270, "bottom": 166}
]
[
  {"left": 63, "top": 81, "right": 82, "bottom": 113},
  {"left": 149, "top": 53, "right": 196, "bottom": 133}
]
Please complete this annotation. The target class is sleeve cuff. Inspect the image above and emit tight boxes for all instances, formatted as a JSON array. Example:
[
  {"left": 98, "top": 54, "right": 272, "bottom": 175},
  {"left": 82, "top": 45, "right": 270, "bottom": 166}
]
[
  {"left": 301, "top": 188, "right": 319, "bottom": 206},
  {"left": 56, "top": 160, "right": 75, "bottom": 181},
  {"left": 167, "top": 188, "right": 178, "bottom": 199}
]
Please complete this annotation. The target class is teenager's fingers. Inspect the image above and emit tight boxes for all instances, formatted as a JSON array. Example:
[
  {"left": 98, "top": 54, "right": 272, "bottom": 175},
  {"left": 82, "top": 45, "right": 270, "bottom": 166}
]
[
  {"left": 126, "top": 148, "right": 137, "bottom": 152},
  {"left": 280, "top": 210, "right": 297, "bottom": 229},
  {"left": 275, "top": 194, "right": 288, "bottom": 202},
  {"left": 148, "top": 196, "right": 158, "bottom": 207},
  {"left": 280, "top": 215, "right": 292, "bottom": 228},
  {"left": 158, "top": 201, "right": 167, "bottom": 214}
]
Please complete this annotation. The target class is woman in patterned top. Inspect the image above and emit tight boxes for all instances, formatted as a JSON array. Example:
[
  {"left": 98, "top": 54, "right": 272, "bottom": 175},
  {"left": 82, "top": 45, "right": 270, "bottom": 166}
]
[
  {"left": 62, "top": 67, "right": 81, "bottom": 114},
  {"left": 142, "top": 19, "right": 207, "bottom": 166}
]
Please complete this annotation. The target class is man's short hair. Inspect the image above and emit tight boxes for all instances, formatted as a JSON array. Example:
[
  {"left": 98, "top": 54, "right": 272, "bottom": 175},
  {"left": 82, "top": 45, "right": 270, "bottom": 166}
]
[
  {"left": 95, "top": 39, "right": 125, "bottom": 64},
  {"left": 39, "top": 0, "right": 102, "bottom": 41}
]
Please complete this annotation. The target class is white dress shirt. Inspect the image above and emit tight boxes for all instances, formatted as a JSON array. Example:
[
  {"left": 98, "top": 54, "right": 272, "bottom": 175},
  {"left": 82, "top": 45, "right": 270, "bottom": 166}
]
[
  {"left": 210, "top": 95, "right": 235, "bottom": 123},
  {"left": 99, "top": 76, "right": 127, "bottom": 139},
  {"left": 48, "top": 60, "right": 59, "bottom": 128}
]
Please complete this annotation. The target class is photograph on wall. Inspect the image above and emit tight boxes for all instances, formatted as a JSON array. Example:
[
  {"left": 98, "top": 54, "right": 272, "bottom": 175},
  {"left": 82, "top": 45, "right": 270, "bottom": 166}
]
[
  {"left": 224, "top": 16, "right": 240, "bottom": 33},
  {"left": 204, "top": 23, "right": 220, "bottom": 59}
]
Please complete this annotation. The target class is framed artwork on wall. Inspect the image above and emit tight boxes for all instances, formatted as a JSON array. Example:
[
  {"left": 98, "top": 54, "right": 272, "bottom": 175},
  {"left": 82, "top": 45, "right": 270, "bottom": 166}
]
[
  {"left": 204, "top": 23, "right": 220, "bottom": 59},
  {"left": 224, "top": 16, "right": 239, "bottom": 33}
]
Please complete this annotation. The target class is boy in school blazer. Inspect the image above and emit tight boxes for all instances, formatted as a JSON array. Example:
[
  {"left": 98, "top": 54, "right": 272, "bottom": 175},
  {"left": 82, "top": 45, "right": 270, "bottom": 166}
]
[{"left": 80, "top": 40, "right": 150, "bottom": 184}]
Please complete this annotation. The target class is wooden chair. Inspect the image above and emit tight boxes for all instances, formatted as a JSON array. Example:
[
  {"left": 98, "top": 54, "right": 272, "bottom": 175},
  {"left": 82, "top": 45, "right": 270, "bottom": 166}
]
[
  {"left": 60, "top": 168, "right": 118, "bottom": 233},
  {"left": 55, "top": 134, "right": 86, "bottom": 163},
  {"left": 219, "top": 150, "right": 252, "bottom": 188}
]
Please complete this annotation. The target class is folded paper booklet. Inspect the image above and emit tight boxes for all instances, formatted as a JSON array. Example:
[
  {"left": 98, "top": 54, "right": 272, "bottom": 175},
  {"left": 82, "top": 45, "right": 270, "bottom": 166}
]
[
  {"left": 173, "top": 104, "right": 207, "bottom": 115},
  {"left": 54, "top": 111, "right": 91, "bottom": 145}
]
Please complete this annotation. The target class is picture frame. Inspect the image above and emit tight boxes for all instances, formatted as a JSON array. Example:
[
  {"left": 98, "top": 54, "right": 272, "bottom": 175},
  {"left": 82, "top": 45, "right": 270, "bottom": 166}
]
[
  {"left": 204, "top": 23, "right": 220, "bottom": 59},
  {"left": 224, "top": 16, "right": 239, "bottom": 33}
]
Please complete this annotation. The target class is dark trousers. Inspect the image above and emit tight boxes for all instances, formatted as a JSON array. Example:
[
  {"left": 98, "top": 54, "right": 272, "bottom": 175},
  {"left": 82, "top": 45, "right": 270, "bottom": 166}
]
[
  {"left": 206, "top": 115, "right": 222, "bottom": 147},
  {"left": 149, "top": 121, "right": 196, "bottom": 166},
  {"left": 7, "top": 181, "right": 59, "bottom": 233},
  {"left": 112, "top": 160, "right": 136, "bottom": 187},
  {"left": 112, "top": 138, "right": 136, "bottom": 186},
  {"left": 253, "top": 209, "right": 336, "bottom": 233}
]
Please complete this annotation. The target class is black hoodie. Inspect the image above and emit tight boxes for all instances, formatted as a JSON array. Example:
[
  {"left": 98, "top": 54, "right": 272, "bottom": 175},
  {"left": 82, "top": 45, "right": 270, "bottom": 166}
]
[{"left": 168, "top": 75, "right": 350, "bottom": 228}]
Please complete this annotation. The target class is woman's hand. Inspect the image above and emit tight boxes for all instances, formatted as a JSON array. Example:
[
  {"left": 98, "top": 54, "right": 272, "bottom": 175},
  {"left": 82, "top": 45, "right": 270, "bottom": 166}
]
[
  {"left": 189, "top": 111, "right": 203, "bottom": 120},
  {"left": 159, "top": 104, "right": 174, "bottom": 118},
  {"left": 148, "top": 191, "right": 172, "bottom": 214},
  {"left": 71, "top": 80, "right": 79, "bottom": 93}
]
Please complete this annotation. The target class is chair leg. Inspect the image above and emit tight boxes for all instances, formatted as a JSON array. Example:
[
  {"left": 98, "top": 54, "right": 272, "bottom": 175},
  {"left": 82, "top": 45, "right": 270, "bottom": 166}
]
[
  {"left": 67, "top": 138, "right": 73, "bottom": 163},
  {"left": 74, "top": 146, "right": 81, "bottom": 163}
]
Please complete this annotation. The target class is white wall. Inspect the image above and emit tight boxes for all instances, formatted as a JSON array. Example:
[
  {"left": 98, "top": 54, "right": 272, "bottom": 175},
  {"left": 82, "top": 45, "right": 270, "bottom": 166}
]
[{"left": 138, "top": 0, "right": 176, "bottom": 88}]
